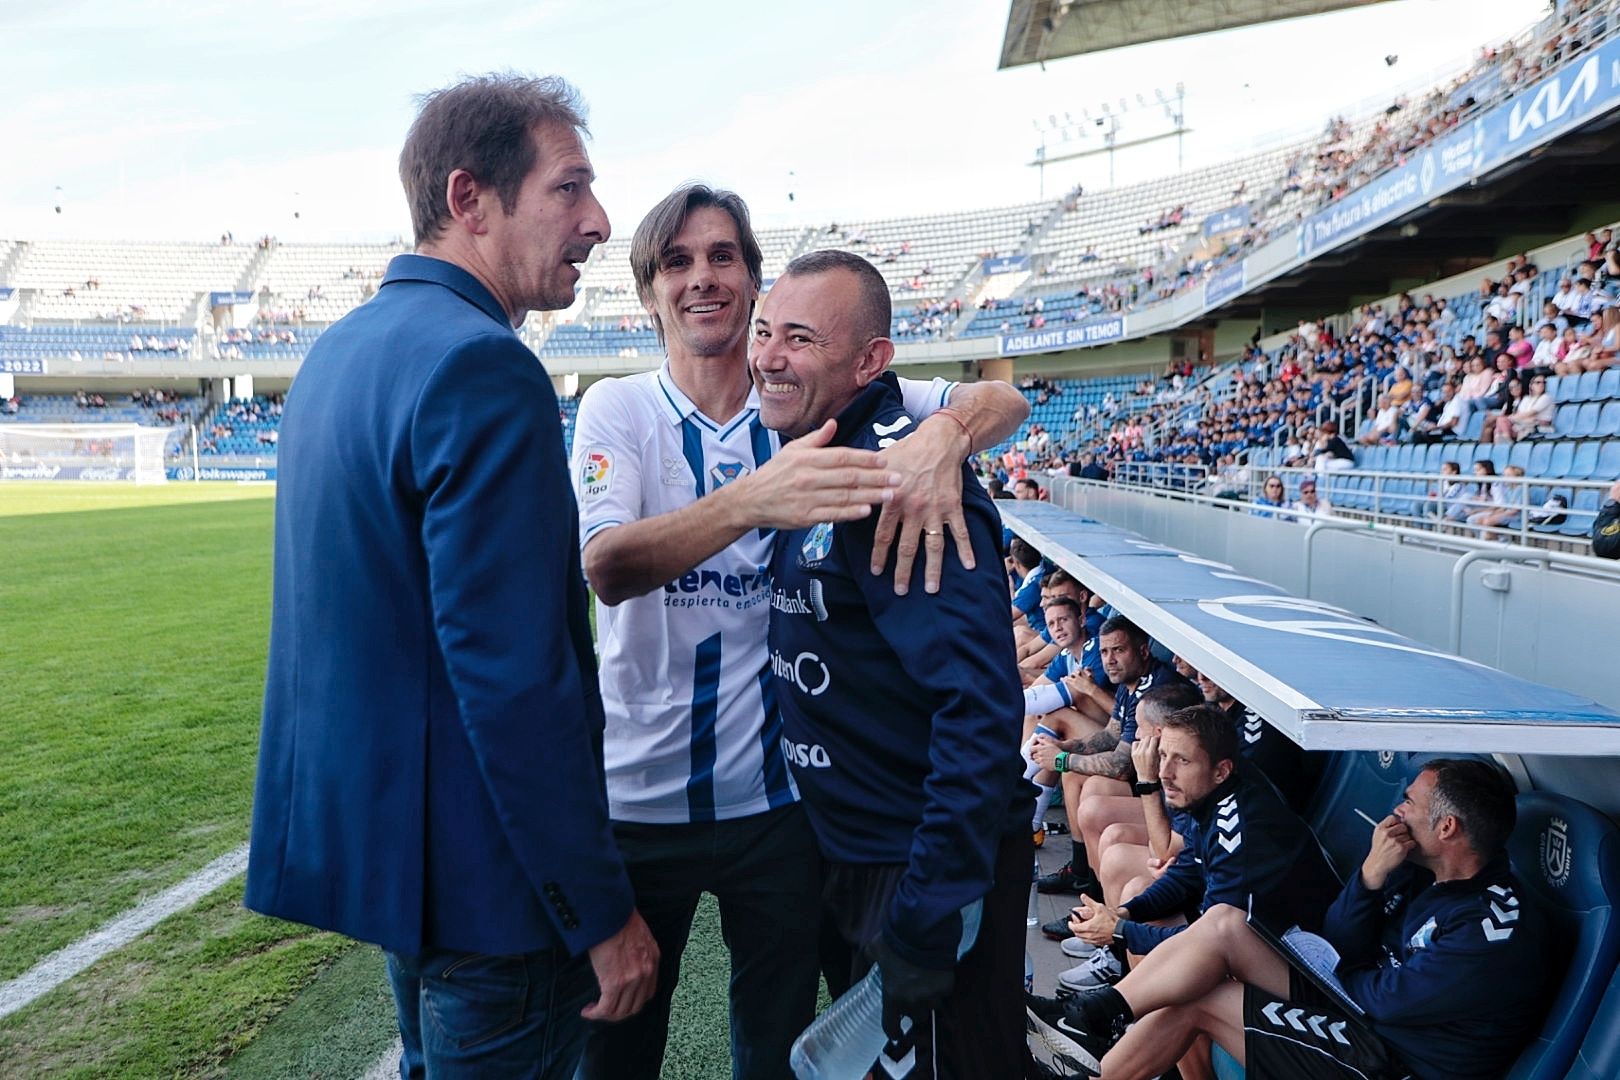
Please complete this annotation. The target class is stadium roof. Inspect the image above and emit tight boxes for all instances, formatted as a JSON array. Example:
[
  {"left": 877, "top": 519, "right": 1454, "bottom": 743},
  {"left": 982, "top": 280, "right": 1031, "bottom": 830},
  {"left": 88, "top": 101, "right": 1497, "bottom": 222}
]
[
  {"left": 998, "top": 0, "right": 1396, "bottom": 68},
  {"left": 999, "top": 501, "right": 1620, "bottom": 755}
]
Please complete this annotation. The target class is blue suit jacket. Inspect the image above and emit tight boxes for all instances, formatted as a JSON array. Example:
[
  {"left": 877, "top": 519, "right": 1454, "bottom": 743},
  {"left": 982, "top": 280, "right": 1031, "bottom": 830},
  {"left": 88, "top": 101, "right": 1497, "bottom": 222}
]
[{"left": 245, "top": 254, "right": 633, "bottom": 959}]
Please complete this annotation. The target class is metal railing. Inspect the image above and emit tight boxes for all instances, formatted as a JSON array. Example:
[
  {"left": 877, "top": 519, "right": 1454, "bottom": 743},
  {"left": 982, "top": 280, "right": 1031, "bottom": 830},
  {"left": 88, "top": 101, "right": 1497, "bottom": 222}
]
[{"left": 1102, "top": 459, "right": 1612, "bottom": 549}]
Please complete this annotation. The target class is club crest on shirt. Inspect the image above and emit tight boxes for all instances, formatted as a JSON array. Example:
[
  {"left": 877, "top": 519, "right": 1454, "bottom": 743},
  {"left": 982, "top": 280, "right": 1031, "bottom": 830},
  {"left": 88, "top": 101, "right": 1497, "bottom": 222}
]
[
  {"left": 580, "top": 447, "right": 613, "bottom": 501},
  {"left": 710, "top": 460, "right": 750, "bottom": 490},
  {"left": 800, "top": 522, "right": 834, "bottom": 567}
]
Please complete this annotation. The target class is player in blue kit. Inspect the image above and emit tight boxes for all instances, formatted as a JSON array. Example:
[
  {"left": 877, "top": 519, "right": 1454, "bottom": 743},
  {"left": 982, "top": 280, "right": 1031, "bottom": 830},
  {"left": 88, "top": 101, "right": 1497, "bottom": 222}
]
[
  {"left": 757, "top": 249, "right": 1030, "bottom": 1080},
  {"left": 572, "top": 186, "right": 1029, "bottom": 1080}
]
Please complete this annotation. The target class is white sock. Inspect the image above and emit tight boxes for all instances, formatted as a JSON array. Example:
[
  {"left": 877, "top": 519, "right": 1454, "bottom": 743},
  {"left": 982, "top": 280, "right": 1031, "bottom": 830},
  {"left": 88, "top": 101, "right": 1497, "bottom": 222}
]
[
  {"left": 1020, "top": 737, "right": 1043, "bottom": 783},
  {"left": 1032, "top": 782, "right": 1058, "bottom": 830}
]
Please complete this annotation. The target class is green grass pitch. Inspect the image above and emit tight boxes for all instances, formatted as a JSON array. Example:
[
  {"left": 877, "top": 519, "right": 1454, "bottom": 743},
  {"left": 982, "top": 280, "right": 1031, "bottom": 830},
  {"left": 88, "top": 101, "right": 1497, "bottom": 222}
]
[{"left": 0, "top": 482, "right": 736, "bottom": 1078}]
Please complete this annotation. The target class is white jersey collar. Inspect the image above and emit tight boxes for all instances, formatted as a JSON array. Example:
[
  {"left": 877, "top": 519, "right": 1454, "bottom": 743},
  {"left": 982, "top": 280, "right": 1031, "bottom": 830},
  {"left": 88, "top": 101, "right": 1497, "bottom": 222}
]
[{"left": 654, "top": 359, "right": 761, "bottom": 432}]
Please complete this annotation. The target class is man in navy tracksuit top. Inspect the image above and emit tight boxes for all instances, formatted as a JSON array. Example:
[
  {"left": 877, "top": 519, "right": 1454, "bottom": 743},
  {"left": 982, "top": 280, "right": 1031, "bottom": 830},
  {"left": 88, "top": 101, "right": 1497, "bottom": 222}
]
[
  {"left": 755, "top": 250, "right": 1028, "bottom": 1080},
  {"left": 1040, "top": 757, "right": 1553, "bottom": 1080},
  {"left": 1052, "top": 703, "right": 1340, "bottom": 960}
]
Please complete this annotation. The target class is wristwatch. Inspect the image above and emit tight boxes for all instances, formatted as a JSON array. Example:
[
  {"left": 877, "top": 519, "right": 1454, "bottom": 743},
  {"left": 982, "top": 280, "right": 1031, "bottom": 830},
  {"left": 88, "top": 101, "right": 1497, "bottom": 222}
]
[{"left": 1131, "top": 779, "right": 1163, "bottom": 797}]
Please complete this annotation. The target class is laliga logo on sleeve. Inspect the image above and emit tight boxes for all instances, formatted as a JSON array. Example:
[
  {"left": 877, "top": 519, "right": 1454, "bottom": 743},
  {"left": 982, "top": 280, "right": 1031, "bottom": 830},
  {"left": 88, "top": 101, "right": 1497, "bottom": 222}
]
[
  {"left": 1540, "top": 817, "right": 1572, "bottom": 889},
  {"left": 800, "top": 521, "right": 834, "bottom": 567},
  {"left": 1377, "top": 750, "right": 1397, "bottom": 770},
  {"left": 580, "top": 447, "right": 613, "bottom": 501}
]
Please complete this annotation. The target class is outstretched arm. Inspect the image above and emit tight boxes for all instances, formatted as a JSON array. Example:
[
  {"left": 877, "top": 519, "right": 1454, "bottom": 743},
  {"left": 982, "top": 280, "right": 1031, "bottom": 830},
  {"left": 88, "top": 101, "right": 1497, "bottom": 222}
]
[
  {"left": 872, "top": 380, "right": 1029, "bottom": 594},
  {"left": 582, "top": 418, "right": 900, "bottom": 605}
]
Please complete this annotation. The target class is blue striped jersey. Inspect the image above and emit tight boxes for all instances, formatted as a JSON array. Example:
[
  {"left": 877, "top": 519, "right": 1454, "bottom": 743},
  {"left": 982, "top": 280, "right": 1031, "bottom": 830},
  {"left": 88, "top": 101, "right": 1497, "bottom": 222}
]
[{"left": 571, "top": 362, "right": 955, "bottom": 824}]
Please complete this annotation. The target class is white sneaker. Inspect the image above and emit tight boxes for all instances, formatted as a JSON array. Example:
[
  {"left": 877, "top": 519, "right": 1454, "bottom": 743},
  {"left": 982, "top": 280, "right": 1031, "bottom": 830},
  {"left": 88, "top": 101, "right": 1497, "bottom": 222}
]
[
  {"left": 1058, "top": 947, "right": 1122, "bottom": 989},
  {"left": 1060, "top": 935, "right": 1101, "bottom": 959}
]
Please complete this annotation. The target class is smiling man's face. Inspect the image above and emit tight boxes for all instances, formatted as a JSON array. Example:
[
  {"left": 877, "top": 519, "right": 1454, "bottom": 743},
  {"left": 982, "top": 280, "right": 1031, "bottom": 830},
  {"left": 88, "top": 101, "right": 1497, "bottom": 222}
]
[
  {"left": 750, "top": 268, "right": 886, "bottom": 438},
  {"left": 646, "top": 205, "right": 756, "bottom": 360}
]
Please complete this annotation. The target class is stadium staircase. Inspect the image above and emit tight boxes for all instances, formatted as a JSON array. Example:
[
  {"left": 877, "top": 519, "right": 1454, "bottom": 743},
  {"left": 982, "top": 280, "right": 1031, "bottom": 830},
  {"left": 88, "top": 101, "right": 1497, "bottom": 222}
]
[
  {"left": 0, "top": 239, "right": 28, "bottom": 284},
  {"left": 236, "top": 242, "right": 274, "bottom": 293}
]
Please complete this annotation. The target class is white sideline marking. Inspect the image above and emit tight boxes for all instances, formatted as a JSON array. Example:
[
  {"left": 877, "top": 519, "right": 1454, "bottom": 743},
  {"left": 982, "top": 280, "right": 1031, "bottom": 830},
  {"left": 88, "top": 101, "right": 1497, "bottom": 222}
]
[
  {"left": 362, "top": 1039, "right": 402, "bottom": 1080},
  {"left": 0, "top": 843, "right": 249, "bottom": 1020}
]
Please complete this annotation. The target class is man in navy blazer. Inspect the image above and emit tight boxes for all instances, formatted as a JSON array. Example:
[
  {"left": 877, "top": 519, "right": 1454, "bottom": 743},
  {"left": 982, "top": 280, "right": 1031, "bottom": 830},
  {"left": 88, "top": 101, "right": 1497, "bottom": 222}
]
[{"left": 245, "top": 74, "right": 657, "bottom": 1078}]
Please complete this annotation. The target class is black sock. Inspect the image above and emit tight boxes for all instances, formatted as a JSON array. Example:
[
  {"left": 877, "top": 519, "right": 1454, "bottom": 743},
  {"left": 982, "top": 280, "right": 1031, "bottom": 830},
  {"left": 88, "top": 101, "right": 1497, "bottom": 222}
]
[{"left": 1094, "top": 984, "right": 1134, "bottom": 1023}]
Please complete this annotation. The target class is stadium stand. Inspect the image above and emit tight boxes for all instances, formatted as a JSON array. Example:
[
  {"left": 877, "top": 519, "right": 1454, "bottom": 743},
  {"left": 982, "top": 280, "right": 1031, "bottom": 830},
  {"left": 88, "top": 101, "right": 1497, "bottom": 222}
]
[
  {"left": 7, "top": 239, "right": 254, "bottom": 323},
  {"left": 1, "top": 1, "right": 1614, "bottom": 377},
  {"left": 0, "top": 324, "right": 194, "bottom": 362},
  {"left": 0, "top": 390, "right": 197, "bottom": 427},
  {"left": 192, "top": 395, "right": 283, "bottom": 457}
]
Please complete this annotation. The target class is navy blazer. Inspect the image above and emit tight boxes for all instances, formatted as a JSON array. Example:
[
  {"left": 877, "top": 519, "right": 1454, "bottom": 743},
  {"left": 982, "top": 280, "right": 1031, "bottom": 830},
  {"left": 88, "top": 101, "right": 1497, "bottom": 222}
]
[{"left": 245, "top": 254, "right": 633, "bottom": 959}]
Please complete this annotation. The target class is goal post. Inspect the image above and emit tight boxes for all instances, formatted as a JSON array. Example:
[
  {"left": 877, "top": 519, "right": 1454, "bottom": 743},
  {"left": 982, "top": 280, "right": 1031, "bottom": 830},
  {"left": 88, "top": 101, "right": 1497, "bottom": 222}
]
[{"left": 0, "top": 423, "right": 178, "bottom": 484}]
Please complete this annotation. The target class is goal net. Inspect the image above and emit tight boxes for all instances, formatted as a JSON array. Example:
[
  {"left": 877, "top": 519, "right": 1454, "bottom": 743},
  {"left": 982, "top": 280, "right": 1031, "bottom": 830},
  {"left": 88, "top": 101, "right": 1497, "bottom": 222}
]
[{"left": 0, "top": 423, "right": 176, "bottom": 484}]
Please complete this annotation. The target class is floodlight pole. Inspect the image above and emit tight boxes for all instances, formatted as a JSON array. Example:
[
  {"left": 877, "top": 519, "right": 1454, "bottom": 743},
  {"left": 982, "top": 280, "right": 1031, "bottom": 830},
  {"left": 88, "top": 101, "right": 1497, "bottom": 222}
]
[{"left": 1027, "top": 85, "right": 1189, "bottom": 188}]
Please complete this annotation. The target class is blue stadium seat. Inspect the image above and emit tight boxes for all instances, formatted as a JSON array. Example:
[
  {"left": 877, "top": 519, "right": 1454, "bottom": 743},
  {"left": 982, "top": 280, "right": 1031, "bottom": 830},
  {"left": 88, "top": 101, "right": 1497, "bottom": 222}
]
[
  {"left": 1562, "top": 488, "right": 1602, "bottom": 537},
  {"left": 1533, "top": 487, "right": 1574, "bottom": 533},
  {"left": 1489, "top": 443, "right": 1511, "bottom": 471},
  {"left": 1502, "top": 792, "right": 1620, "bottom": 1080},
  {"left": 1509, "top": 442, "right": 1533, "bottom": 472},
  {"left": 1558, "top": 440, "right": 1586, "bottom": 479},
  {"left": 1421, "top": 443, "right": 1444, "bottom": 472},
  {"left": 1575, "top": 371, "right": 1602, "bottom": 402},
  {"left": 1598, "top": 402, "right": 1620, "bottom": 438},
  {"left": 1598, "top": 368, "right": 1620, "bottom": 401},
  {"left": 1528, "top": 441, "right": 1553, "bottom": 477},
  {"left": 1566, "top": 970, "right": 1620, "bottom": 1080},
  {"left": 1598, "top": 440, "right": 1620, "bottom": 480},
  {"left": 1441, "top": 441, "right": 1467, "bottom": 465},
  {"left": 1463, "top": 408, "right": 1487, "bottom": 441},
  {"left": 1306, "top": 750, "right": 1483, "bottom": 880},
  {"left": 1573, "top": 403, "right": 1602, "bottom": 438},
  {"left": 1553, "top": 375, "right": 1576, "bottom": 404},
  {"left": 1554, "top": 404, "right": 1580, "bottom": 438}
]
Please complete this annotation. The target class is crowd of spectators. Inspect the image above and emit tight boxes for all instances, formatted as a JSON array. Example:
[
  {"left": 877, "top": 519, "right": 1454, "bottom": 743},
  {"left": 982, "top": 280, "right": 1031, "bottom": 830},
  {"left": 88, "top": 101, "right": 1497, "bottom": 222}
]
[
  {"left": 197, "top": 394, "right": 284, "bottom": 454},
  {"left": 1288, "top": 0, "right": 1617, "bottom": 211},
  {"left": 895, "top": 297, "right": 961, "bottom": 338}
]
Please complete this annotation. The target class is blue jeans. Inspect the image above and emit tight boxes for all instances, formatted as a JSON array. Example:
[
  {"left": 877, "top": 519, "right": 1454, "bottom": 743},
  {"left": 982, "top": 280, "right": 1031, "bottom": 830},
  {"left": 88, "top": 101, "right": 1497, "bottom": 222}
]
[{"left": 386, "top": 944, "right": 596, "bottom": 1080}]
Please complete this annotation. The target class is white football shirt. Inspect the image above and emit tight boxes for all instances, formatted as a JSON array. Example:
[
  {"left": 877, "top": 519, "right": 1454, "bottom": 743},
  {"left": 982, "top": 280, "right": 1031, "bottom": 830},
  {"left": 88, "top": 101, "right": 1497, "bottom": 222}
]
[{"left": 572, "top": 362, "right": 955, "bottom": 823}]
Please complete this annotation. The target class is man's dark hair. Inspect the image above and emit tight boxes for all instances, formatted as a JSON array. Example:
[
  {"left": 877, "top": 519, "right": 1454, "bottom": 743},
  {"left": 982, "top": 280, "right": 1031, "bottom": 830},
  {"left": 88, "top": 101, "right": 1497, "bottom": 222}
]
[
  {"left": 779, "top": 249, "right": 891, "bottom": 346},
  {"left": 1098, "top": 614, "right": 1146, "bottom": 647},
  {"left": 1139, "top": 680, "right": 1204, "bottom": 718},
  {"left": 631, "top": 183, "right": 764, "bottom": 346},
  {"left": 986, "top": 478, "right": 1006, "bottom": 497},
  {"left": 399, "top": 73, "right": 588, "bottom": 247},
  {"left": 1008, "top": 538, "right": 1042, "bottom": 571},
  {"left": 1043, "top": 567, "right": 1087, "bottom": 598},
  {"left": 1041, "top": 596, "right": 1084, "bottom": 622},
  {"left": 1160, "top": 704, "right": 1240, "bottom": 767},
  {"left": 1422, "top": 758, "right": 1518, "bottom": 859},
  {"left": 1014, "top": 477, "right": 1040, "bottom": 494}
]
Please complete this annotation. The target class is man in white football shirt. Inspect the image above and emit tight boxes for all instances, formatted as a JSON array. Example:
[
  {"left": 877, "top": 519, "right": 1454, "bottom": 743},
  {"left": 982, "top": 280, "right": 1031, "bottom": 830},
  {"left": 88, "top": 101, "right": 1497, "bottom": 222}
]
[{"left": 571, "top": 184, "right": 1028, "bottom": 1080}]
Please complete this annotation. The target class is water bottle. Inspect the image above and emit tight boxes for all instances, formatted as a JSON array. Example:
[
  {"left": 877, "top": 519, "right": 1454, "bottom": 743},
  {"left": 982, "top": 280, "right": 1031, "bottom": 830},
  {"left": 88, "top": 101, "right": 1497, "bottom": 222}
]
[
  {"left": 1027, "top": 854, "right": 1041, "bottom": 928},
  {"left": 789, "top": 900, "right": 983, "bottom": 1080}
]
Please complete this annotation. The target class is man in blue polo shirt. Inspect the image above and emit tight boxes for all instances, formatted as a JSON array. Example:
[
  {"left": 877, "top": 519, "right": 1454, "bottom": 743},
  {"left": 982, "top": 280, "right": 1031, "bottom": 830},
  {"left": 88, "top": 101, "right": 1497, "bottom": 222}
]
[{"left": 757, "top": 249, "right": 1029, "bottom": 1080}]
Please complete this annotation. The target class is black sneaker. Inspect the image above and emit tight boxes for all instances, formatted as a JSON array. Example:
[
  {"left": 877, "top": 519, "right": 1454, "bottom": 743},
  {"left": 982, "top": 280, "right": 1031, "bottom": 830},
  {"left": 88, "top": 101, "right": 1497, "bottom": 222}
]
[
  {"left": 1041, "top": 915, "right": 1075, "bottom": 940},
  {"left": 1036, "top": 862, "right": 1100, "bottom": 895},
  {"left": 1026, "top": 991, "right": 1129, "bottom": 1060},
  {"left": 1025, "top": 1000, "right": 1102, "bottom": 1078}
]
